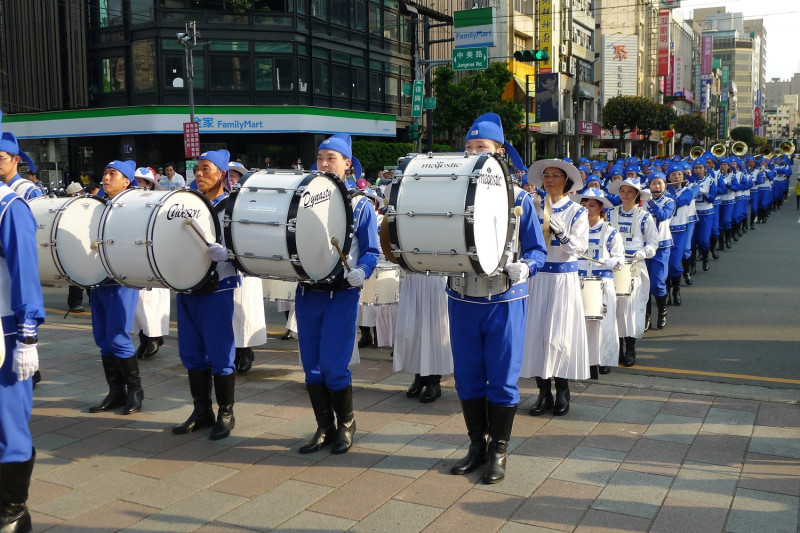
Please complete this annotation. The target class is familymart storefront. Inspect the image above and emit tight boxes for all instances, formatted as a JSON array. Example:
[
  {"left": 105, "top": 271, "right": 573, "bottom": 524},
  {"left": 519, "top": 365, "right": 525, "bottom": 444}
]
[{"left": 5, "top": 106, "right": 396, "bottom": 186}]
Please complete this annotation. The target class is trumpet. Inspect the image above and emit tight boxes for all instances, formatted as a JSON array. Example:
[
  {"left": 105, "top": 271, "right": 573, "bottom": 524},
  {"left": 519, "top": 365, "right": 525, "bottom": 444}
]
[
  {"left": 758, "top": 145, "right": 774, "bottom": 159},
  {"left": 780, "top": 140, "right": 796, "bottom": 156},
  {"left": 690, "top": 146, "right": 705, "bottom": 160},
  {"left": 731, "top": 141, "right": 748, "bottom": 157},
  {"left": 711, "top": 143, "right": 727, "bottom": 157}
]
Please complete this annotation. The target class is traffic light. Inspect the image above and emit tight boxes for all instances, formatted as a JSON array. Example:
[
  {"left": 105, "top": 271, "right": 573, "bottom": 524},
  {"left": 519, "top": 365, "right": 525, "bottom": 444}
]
[
  {"left": 513, "top": 49, "right": 550, "bottom": 62},
  {"left": 407, "top": 123, "right": 422, "bottom": 140}
]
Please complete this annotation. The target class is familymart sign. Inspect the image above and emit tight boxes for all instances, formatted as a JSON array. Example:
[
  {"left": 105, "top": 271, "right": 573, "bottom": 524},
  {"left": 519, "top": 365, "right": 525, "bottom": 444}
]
[{"left": 454, "top": 7, "right": 496, "bottom": 49}]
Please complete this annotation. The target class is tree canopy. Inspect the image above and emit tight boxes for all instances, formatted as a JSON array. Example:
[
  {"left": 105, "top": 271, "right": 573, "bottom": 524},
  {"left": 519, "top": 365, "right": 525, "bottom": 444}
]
[
  {"left": 673, "top": 113, "right": 715, "bottom": 153},
  {"left": 601, "top": 95, "right": 653, "bottom": 157},
  {"left": 729, "top": 126, "right": 756, "bottom": 146}
]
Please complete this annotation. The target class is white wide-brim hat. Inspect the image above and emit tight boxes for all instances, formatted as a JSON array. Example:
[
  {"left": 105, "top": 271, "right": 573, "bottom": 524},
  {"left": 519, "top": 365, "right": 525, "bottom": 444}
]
[
  {"left": 570, "top": 187, "right": 613, "bottom": 209},
  {"left": 528, "top": 159, "right": 583, "bottom": 193}
]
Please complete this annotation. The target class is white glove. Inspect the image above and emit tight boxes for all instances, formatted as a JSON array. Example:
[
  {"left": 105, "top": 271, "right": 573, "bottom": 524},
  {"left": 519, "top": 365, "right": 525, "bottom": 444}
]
[
  {"left": 603, "top": 258, "right": 621, "bottom": 271},
  {"left": 633, "top": 250, "right": 647, "bottom": 261},
  {"left": 13, "top": 341, "right": 39, "bottom": 382},
  {"left": 207, "top": 242, "right": 228, "bottom": 262},
  {"left": 504, "top": 261, "right": 529, "bottom": 283},
  {"left": 549, "top": 214, "right": 567, "bottom": 237},
  {"left": 345, "top": 268, "right": 366, "bottom": 287}
]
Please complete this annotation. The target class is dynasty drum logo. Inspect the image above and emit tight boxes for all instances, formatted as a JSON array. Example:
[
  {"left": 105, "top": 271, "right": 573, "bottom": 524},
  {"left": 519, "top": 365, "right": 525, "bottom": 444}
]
[
  {"left": 302, "top": 188, "right": 332, "bottom": 209},
  {"left": 166, "top": 204, "right": 202, "bottom": 220}
]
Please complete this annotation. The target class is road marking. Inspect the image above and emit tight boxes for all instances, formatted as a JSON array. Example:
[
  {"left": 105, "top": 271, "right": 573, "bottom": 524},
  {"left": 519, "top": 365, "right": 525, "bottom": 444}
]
[{"left": 629, "top": 365, "right": 800, "bottom": 385}]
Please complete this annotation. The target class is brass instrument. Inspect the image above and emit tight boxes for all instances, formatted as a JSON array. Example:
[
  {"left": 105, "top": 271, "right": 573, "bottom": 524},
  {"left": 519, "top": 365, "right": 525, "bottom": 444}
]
[
  {"left": 780, "top": 140, "right": 796, "bottom": 156},
  {"left": 757, "top": 145, "right": 774, "bottom": 159},
  {"left": 731, "top": 141, "right": 748, "bottom": 157},
  {"left": 689, "top": 146, "right": 705, "bottom": 159},
  {"left": 711, "top": 143, "right": 726, "bottom": 157}
]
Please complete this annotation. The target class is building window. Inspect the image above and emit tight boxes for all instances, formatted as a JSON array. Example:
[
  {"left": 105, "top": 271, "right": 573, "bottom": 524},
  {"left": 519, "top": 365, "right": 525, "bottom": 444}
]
[
  {"left": 332, "top": 64, "right": 351, "bottom": 98},
  {"left": 313, "top": 61, "right": 330, "bottom": 95},
  {"left": 102, "top": 57, "right": 126, "bottom": 93},
  {"left": 353, "top": 1, "right": 366, "bottom": 30},
  {"left": 384, "top": 10, "right": 398, "bottom": 41},
  {"left": 210, "top": 56, "right": 249, "bottom": 90},
  {"left": 332, "top": 1, "right": 348, "bottom": 25},
  {"left": 369, "top": 3, "right": 381, "bottom": 37},
  {"left": 98, "top": 0, "right": 123, "bottom": 28},
  {"left": 312, "top": 0, "right": 328, "bottom": 19},
  {"left": 132, "top": 40, "right": 156, "bottom": 92},
  {"left": 255, "top": 57, "right": 295, "bottom": 91},
  {"left": 369, "top": 70, "right": 382, "bottom": 103},
  {"left": 385, "top": 75, "right": 398, "bottom": 104},
  {"left": 130, "top": 0, "right": 154, "bottom": 24}
]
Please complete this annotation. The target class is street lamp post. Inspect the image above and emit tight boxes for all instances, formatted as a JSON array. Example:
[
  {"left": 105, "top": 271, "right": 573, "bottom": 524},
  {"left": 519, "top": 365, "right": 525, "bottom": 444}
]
[{"left": 177, "top": 21, "right": 198, "bottom": 123}]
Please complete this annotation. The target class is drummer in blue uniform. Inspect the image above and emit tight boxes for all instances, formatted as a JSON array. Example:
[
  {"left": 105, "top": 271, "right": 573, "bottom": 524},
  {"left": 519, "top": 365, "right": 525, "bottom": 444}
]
[
  {"left": 0, "top": 132, "right": 42, "bottom": 201},
  {"left": 296, "top": 134, "right": 379, "bottom": 456},
  {"left": 0, "top": 111, "right": 46, "bottom": 533},
  {"left": 446, "top": 113, "right": 547, "bottom": 484}
]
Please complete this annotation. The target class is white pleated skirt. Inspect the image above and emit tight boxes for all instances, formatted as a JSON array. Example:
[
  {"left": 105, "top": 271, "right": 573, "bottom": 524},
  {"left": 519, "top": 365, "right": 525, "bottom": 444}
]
[
  {"left": 615, "top": 268, "right": 650, "bottom": 339},
  {"left": 392, "top": 273, "right": 453, "bottom": 375},
  {"left": 585, "top": 279, "right": 620, "bottom": 368},
  {"left": 233, "top": 276, "right": 267, "bottom": 348},
  {"left": 133, "top": 288, "right": 170, "bottom": 337},
  {"left": 521, "top": 271, "right": 589, "bottom": 380}
]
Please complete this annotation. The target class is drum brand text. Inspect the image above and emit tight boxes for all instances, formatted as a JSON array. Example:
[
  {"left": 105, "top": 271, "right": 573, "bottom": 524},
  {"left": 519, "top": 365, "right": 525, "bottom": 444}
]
[
  {"left": 479, "top": 174, "right": 503, "bottom": 188},
  {"left": 302, "top": 189, "right": 332, "bottom": 209},
  {"left": 166, "top": 204, "right": 202, "bottom": 220},
  {"left": 420, "top": 162, "right": 462, "bottom": 169}
]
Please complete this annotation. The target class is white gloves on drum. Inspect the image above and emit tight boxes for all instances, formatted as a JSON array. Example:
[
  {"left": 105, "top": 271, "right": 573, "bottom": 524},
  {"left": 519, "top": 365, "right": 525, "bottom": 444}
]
[
  {"left": 207, "top": 242, "right": 228, "bottom": 262},
  {"left": 346, "top": 268, "right": 366, "bottom": 288},
  {"left": 549, "top": 214, "right": 567, "bottom": 237},
  {"left": 13, "top": 341, "right": 39, "bottom": 382},
  {"left": 505, "top": 261, "right": 529, "bottom": 283},
  {"left": 603, "top": 258, "right": 621, "bottom": 271},
  {"left": 633, "top": 249, "right": 647, "bottom": 261}
]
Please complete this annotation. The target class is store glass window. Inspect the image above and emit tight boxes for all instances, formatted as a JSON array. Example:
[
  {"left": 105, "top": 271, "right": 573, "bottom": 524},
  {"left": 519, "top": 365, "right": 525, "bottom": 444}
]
[
  {"left": 210, "top": 56, "right": 249, "bottom": 90},
  {"left": 98, "top": 0, "right": 123, "bottom": 28},
  {"left": 130, "top": 0, "right": 154, "bottom": 24},
  {"left": 369, "top": 3, "right": 381, "bottom": 37},
  {"left": 255, "top": 57, "right": 295, "bottom": 91},
  {"left": 369, "top": 71, "right": 382, "bottom": 103},
  {"left": 332, "top": 64, "right": 351, "bottom": 98},
  {"left": 313, "top": 61, "right": 330, "bottom": 95},
  {"left": 102, "top": 57, "right": 126, "bottom": 93},
  {"left": 353, "top": 1, "right": 366, "bottom": 30},
  {"left": 132, "top": 40, "right": 156, "bottom": 92}
]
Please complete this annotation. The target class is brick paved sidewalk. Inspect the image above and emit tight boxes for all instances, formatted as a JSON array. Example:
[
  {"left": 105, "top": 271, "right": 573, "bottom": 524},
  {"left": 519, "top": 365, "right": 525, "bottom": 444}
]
[{"left": 26, "top": 312, "right": 800, "bottom": 532}]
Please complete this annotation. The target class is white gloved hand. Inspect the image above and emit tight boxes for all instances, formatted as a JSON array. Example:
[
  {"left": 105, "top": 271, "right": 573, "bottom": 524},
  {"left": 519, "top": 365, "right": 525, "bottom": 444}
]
[
  {"left": 549, "top": 214, "right": 567, "bottom": 237},
  {"left": 13, "top": 341, "right": 39, "bottom": 382},
  {"left": 504, "top": 261, "right": 529, "bottom": 283},
  {"left": 633, "top": 249, "right": 647, "bottom": 261},
  {"left": 603, "top": 258, "right": 621, "bottom": 271},
  {"left": 207, "top": 242, "right": 228, "bottom": 262},
  {"left": 345, "top": 268, "right": 366, "bottom": 287}
]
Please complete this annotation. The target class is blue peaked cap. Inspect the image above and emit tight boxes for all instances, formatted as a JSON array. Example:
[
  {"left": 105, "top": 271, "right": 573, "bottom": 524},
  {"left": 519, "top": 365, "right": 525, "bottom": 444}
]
[
  {"left": 464, "top": 112, "right": 527, "bottom": 179},
  {"left": 106, "top": 160, "right": 138, "bottom": 186},
  {"left": 319, "top": 133, "right": 352, "bottom": 160}
]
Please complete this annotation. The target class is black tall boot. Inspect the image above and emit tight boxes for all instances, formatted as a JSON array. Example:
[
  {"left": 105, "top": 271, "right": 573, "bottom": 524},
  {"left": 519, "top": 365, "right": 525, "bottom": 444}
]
[
  {"left": 553, "top": 378, "right": 570, "bottom": 417},
  {"left": 133, "top": 330, "right": 148, "bottom": 359},
  {"left": 750, "top": 213, "right": 757, "bottom": 230},
  {"left": 683, "top": 258, "right": 694, "bottom": 284},
  {"left": 329, "top": 384, "right": 356, "bottom": 454},
  {"left": 529, "top": 377, "right": 553, "bottom": 416},
  {"left": 711, "top": 237, "right": 720, "bottom": 258},
  {"left": 483, "top": 402, "right": 516, "bottom": 484},
  {"left": 209, "top": 373, "right": 236, "bottom": 440},
  {"left": 741, "top": 220, "right": 747, "bottom": 234},
  {"left": 725, "top": 229, "right": 733, "bottom": 248},
  {"left": 89, "top": 356, "right": 127, "bottom": 413},
  {"left": 451, "top": 397, "right": 488, "bottom": 475},
  {"left": 622, "top": 337, "right": 636, "bottom": 367},
  {"left": 299, "top": 383, "right": 336, "bottom": 454},
  {"left": 0, "top": 451, "right": 35, "bottom": 533},
  {"left": 140, "top": 336, "right": 163, "bottom": 359},
  {"left": 420, "top": 374, "right": 442, "bottom": 403},
  {"left": 666, "top": 277, "right": 672, "bottom": 306},
  {"left": 618, "top": 337, "right": 625, "bottom": 364},
  {"left": 357, "top": 326, "right": 374, "bottom": 348},
  {"left": 671, "top": 276, "right": 682, "bottom": 306},
  {"left": 118, "top": 356, "right": 144, "bottom": 415},
  {"left": 701, "top": 248, "right": 710, "bottom": 271},
  {"left": 656, "top": 295, "right": 669, "bottom": 329},
  {"left": 644, "top": 296, "right": 652, "bottom": 331},
  {"left": 689, "top": 254, "right": 697, "bottom": 276},
  {"left": 172, "top": 369, "right": 215, "bottom": 434},
  {"left": 234, "top": 347, "right": 254, "bottom": 374},
  {"left": 406, "top": 374, "right": 425, "bottom": 398}
]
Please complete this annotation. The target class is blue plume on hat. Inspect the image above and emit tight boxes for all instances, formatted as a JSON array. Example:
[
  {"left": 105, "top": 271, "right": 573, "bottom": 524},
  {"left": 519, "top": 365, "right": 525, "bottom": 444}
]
[
  {"left": 319, "top": 133, "right": 352, "bottom": 160},
  {"left": 351, "top": 156, "right": 362, "bottom": 182},
  {"left": 19, "top": 151, "right": 36, "bottom": 174},
  {"left": 106, "top": 160, "right": 138, "bottom": 185},
  {"left": 464, "top": 113, "right": 504, "bottom": 144}
]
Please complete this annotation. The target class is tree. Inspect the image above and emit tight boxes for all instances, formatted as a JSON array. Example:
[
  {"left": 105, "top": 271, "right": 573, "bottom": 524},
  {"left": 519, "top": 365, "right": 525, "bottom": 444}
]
[
  {"left": 638, "top": 103, "right": 677, "bottom": 157},
  {"left": 673, "top": 113, "right": 715, "bottom": 156},
  {"left": 729, "top": 126, "right": 755, "bottom": 147},
  {"left": 601, "top": 95, "right": 652, "bottom": 157},
  {"left": 432, "top": 63, "right": 524, "bottom": 148},
  {"left": 792, "top": 125, "right": 800, "bottom": 139}
]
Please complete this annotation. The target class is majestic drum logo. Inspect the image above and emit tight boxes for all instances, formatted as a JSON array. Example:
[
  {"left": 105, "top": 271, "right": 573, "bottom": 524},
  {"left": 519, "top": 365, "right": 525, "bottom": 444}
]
[
  {"left": 420, "top": 161, "right": 461, "bottom": 170},
  {"left": 302, "top": 188, "right": 332, "bottom": 209},
  {"left": 478, "top": 172, "right": 503, "bottom": 189},
  {"left": 166, "top": 203, "right": 202, "bottom": 220}
]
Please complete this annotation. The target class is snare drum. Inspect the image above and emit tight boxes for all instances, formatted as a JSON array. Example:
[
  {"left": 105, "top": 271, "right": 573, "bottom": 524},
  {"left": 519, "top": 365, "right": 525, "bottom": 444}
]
[
  {"left": 387, "top": 153, "right": 513, "bottom": 275},
  {"left": 30, "top": 195, "right": 108, "bottom": 288},
  {"left": 612, "top": 260, "right": 643, "bottom": 296},
  {"left": 261, "top": 278, "right": 297, "bottom": 302},
  {"left": 360, "top": 263, "right": 400, "bottom": 305},
  {"left": 225, "top": 170, "right": 352, "bottom": 281},
  {"left": 581, "top": 276, "right": 606, "bottom": 320},
  {"left": 97, "top": 189, "right": 219, "bottom": 291}
]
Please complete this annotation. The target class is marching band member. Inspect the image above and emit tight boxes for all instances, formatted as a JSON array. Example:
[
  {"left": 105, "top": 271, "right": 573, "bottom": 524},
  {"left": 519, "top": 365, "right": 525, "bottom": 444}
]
[
  {"left": 522, "top": 158, "right": 588, "bottom": 418},
  {"left": 573, "top": 189, "right": 624, "bottom": 375},
  {"left": 0, "top": 132, "right": 42, "bottom": 202},
  {"left": 447, "top": 114, "right": 546, "bottom": 484},
  {"left": 665, "top": 162, "right": 695, "bottom": 306},
  {"left": 747, "top": 157, "right": 762, "bottom": 229},
  {"left": 642, "top": 171, "right": 674, "bottom": 329},
  {"left": 172, "top": 150, "right": 241, "bottom": 440},
  {"left": 131, "top": 167, "right": 169, "bottom": 360},
  {"left": 88, "top": 160, "right": 145, "bottom": 415},
  {"left": 680, "top": 162, "right": 698, "bottom": 284},
  {"left": 691, "top": 158, "right": 717, "bottom": 272},
  {"left": 717, "top": 158, "right": 736, "bottom": 248},
  {"left": 296, "top": 134, "right": 379, "bottom": 455},
  {"left": 0, "top": 110, "right": 46, "bottom": 533},
  {"left": 729, "top": 158, "right": 746, "bottom": 241},
  {"left": 707, "top": 156, "right": 724, "bottom": 258}
]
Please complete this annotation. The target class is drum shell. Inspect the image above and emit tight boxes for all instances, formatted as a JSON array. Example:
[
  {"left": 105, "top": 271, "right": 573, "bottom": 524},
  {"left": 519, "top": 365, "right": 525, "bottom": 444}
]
[
  {"left": 30, "top": 195, "right": 108, "bottom": 288},
  {"left": 261, "top": 278, "right": 297, "bottom": 302},
  {"left": 581, "top": 276, "right": 606, "bottom": 320},
  {"left": 360, "top": 263, "right": 400, "bottom": 305},
  {"left": 98, "top": 189, "right": 219, "bottom": 291},
  {"left": 225, "top": 170, "right": 353, "bottom": 281},
  {"left": 387, "top": 153, "right": 514, "bottom": 276},
  {"left": 613, "top": 260, "right": 636, "bottom": 296}
]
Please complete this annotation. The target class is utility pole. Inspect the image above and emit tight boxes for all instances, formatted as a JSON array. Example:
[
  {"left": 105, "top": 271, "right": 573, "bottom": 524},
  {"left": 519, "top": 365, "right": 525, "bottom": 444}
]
[{"left": 177, "top": 21, "right": 198, "bottom": 123}]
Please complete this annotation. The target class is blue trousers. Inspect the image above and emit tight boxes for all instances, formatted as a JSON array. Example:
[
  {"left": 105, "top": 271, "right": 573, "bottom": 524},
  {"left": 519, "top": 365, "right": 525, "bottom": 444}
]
[
  {"left": 669, "top": 231, "right": 687, "bottom": 277},
  {"left": 448, "top": 298, "right": 525, "bottom": 406},
  {"left": 694, "top": 212, "right": 713, "bottom": 251},
  {"left": 750, "top": 190, "right": 761, "bottom": 215},
  {"left": 719, "top": 202, "right": 734, "bottom": 230},
  {"left": 760, "top": 189, "right": 772, "bottom": 211},
  {"left": 735, "top": 197, "right": 747, "bottom": 223},
  {"left": 711, "top": 205, "right": 720, "bottom": 239},
  {"left": 295, "top": 288, "right": 359, "bottom": 391},
  {"left": 177, "top": 290, "right": 235, "bottom": 376},
  {"left": 647, "top": 248, "right": 670, "bottom": 296},
  {"left": 91, "top": 284, "right": 138, "bottom": 358},
  {"left": 0, "top": 334, "right": 33, "bottom": 463},
  {"left": 683, "top": 221, "right": 696, "bottom": 260}
]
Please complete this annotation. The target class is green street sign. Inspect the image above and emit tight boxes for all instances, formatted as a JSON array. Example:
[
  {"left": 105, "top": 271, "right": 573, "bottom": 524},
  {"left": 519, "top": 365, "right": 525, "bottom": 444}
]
[
  {"left": 411, "top": 80, "right": 425, "bottom": 118},
  {"left": 402, "top": 82, "right": 412, "bottom": 96},
  {"left": 423, "top": 96, "right": 436, "bottom": 110},
  {"left": 452, "top": 47, "right": 489, "bottom": 71}
]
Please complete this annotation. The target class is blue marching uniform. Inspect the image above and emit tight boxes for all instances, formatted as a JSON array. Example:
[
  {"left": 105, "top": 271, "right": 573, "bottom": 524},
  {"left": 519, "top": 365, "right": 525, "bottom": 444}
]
[
  {"left": 644, "top": 193, "right": 675, "bottom": 298},
  {"left": 693, "top": 171, "right": 716, "bottom": 268},
  {"left": 7, "top": 175, "right": 42, "bottom": 202}
]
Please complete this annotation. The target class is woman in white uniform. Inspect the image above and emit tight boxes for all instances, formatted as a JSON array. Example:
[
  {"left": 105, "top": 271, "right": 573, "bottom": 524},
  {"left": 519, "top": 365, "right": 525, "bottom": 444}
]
[{"left": 522, "top": 159, "right": 589, "bottom": 417}]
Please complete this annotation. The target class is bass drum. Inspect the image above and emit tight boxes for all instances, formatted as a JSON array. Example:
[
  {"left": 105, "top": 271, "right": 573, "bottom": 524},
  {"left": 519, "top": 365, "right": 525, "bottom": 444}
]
[
  {"left": 387, "top": 152, "right": 513, "bottom": 275},
  {"left": 97, "top": 189, "right": 219, "bottom": 291},
  {"left": 225, "top": 170, "right": 352, "bottom": 282},
  {"left": 30, "top": 195, "right": 108, "bottom": 288}
]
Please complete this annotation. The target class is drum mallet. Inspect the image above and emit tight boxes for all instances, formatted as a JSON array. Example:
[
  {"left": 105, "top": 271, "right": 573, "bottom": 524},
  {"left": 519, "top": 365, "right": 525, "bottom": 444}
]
[
  {"left": 330, "top": 237, "right": 351, "bottom": 271},
  {"left": 578, "top": 253, "right": 607, "bottom": 266},
  {"left": 184, "top": 217, "right": 210, "bottom": 246},
  {"left": 512, "top": 206, "right": 523, "bottom": 261}
]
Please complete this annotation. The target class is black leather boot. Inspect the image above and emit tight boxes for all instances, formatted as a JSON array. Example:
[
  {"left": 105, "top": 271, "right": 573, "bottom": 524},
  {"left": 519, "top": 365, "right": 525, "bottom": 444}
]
[
  {"left": 420, "top": 375, "right": 442, "bottom": 403},
  {"left": 234, "top": 347, "right": 254, "bottom": 374},
  {"left": 172, "top": 369, "right": 215, "bottom": 434},
  {"left": 209, "top": 373, "right": 236, "bottom": 440},
  {"left": 644, "top": 296, "right": 652, "bottom": 331},
  {"left": 725, "top": 229, "right": 733, "bottom": 248},
  {"left": 140, "top": 336, "right": 163, "bottom": 360},
  {"left": 656, "top": 295, "right": 668, "bottom": 329},
  {"left": 671, "top": 276, "right": 682, "bottom": 306},
  {"left": 741, "top": 220, "right": 747, "bottom": 234},
  {"left": 618, "top": 337, "right": 625, "bottom": 364},
  {"left": 118, "top": 356, "right": 144, "bottom": 415},
  {"left": 0, "top": 451, "right": 35, "bottom": 533},
  {"left": 483, "top": 402, "right": 516, "bottom": 484},
  {"left": 598, "top": 365, "right": 611, "bottom": 375},
  {"left": 451, "top": 397, "right": 488, "bottom": 475},
  {"left": 406, "top": 374, "right": 425, "bottom": 398},
  {"left": 329, "top": 384, "right": 356, "bottom": 454},
  {"left": 529, "top": 377, "right": 553, "bottom": 416},
  {"left": 553, "top": 378, "right": 570, "bottom": 417},
  {"left": 133, "top": 330, "right": 148, "bottom": 359},
  {"left": 357, "top": 326, "right": 374, "bottom": 348},
  {"left": 589, "top": 365, "right": 599, "bottom": 380},
  {"left": 711, "top": 237, "right": 720, "bottom": 258},
  {"left": 299, "top": 383, "right": 336, "bottom": 454},
  {"left": 622, "top": 337, "right": 636, "bottom": 367},
  {"left": 89, "top": 356, "right": 126, "bottom": 413},
  {"left": 702, "top": 248, "right": 710, "bottom": 271},
  {"left": 738, "top": 221, "right": 744, "bottom": 236},
  {"left": 750, "top": 214, "right": 756, "bottom": 230},
  {"left": 683, "top": 258, "right": 694, "bottom": 284},
  {"left": 666, "top": 277, "right": 672, "bottom": 306}
]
